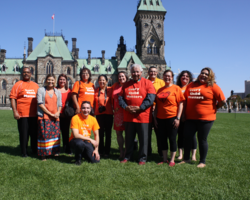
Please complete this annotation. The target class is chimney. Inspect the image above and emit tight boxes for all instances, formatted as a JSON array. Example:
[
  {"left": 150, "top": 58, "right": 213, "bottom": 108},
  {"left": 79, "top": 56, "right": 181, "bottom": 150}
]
[
  {"left": 75, "top": 48, "right": 79, "bottom": 59},
  {"left": 101, "top": 50, "right": 105, "bottom": 65},
  {"left": 87, "top": 50, "right": 91, "bottom": 65},
  {"left": 72, "top": 38, "right": 76, "bottom": 50},
  {"left": 28, "top": 37, "right": 33, "bottom": 56},
  {"left": 65, "top": 40, "right": 68, "bottom": 47},
  {"left": 23, "top": 46, "right": 26, "bottom": 62},
  {"left": 0, "top": 49, "right": 6, "bottom": 63}
]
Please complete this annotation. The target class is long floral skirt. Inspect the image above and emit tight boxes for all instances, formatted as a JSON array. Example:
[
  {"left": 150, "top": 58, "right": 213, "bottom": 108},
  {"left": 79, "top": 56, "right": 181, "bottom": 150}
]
[{"left": 37, "top": 119, "right": 60, "bottom": 156}]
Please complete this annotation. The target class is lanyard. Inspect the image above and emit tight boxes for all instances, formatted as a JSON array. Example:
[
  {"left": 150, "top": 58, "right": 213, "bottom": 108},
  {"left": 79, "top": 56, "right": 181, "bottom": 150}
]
[{"left": 98, "top": 87, "right": 107, "bottom": 106}]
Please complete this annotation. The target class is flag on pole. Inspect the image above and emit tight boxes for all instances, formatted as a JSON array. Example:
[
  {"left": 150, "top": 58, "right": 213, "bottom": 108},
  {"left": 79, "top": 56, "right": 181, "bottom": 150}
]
[{"left": 51, "top": 14, "right": 55, "bottom": 20}]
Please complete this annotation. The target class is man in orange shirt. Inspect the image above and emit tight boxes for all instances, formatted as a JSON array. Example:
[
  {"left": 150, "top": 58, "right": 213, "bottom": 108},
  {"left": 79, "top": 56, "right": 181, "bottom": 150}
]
[
  {"left": 119, "top": 64, "right": 156, "bottom": 165},
  {"left": 148, "top": 66, "right": 165, "bottom": 156},
  {"left": 9, "top": 67, "right": 39, "bottom": 157},
  {"left": 69, "top": 101, "right": 100, "bottom": 165}
]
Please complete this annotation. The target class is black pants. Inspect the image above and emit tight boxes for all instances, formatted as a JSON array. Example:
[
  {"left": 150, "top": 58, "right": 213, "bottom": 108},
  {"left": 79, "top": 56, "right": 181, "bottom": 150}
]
[
  {"left": 59, "top": 116, "right": 71, "bottom": 154},
  {"left": 178, "top": 121, "right": 197, "bottom": 149},
  {"left": 69, "top": 138, "right": 99, "bottom": 163},
  {"left": 17, "top": 117, "right": 38, "bottom": 155},
  {"left": 96, "top": 114, "right": 113, "bottom": 155},
  {"left": 157, "top": 117, "right": 178, "bottom": 152},
  {"left": 124, "top": 122, "right": 149, "bottom": 162},
  {"left": 148, "top": 113, "right": 162, "bottom": 156},
  {"left": 183, "top": 120, "right": 214, "bottom": 164}
]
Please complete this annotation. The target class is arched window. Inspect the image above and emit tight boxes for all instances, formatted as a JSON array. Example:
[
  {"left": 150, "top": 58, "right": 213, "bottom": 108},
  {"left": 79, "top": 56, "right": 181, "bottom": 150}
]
[
  {"left": 107, "top": 64, "right": 112, "bottom": 72},
  {"left": 94, "top": 65, "right": 99, "bottom": 72},
  {"left": 2, "top": 80, "right": 7, "bottom": 90},
  {"left": 46, "top": 60, "right": 53, "bottom": 74},
  {"left": 67, "top": 78, "right": 73, "bottom": 89},
  {"left": 108, "top": 78, "right": 112, "bottom": 87},
  {"left": 94, "top": 79, "right": 99, "bottom": 89},
  {"left": 147, "top": 44, "right": 152, "bottom": 54},
  {"left": 14, "top": 65, "right": 19, "bottom": 72},
  {"left": 67, "top": 67, "right": 71, "bottom": 75},
  {"left": 30, "top": 67, "right": 34, "bottom": 75},
  {"left": 2, "top": 65, "right": 6, "bottom": 72}
]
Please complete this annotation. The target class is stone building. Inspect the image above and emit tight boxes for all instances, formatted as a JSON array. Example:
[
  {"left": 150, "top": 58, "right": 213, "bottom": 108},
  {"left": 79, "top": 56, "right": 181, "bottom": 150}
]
[{"left": 0, "top": 0, "right": 169, "bottom": 106}]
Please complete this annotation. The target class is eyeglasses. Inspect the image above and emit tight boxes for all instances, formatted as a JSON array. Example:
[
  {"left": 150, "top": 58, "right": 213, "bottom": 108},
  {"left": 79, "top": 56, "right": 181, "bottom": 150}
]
[{"left": 201, "top": 72, "right": 209, "bottom": 76}]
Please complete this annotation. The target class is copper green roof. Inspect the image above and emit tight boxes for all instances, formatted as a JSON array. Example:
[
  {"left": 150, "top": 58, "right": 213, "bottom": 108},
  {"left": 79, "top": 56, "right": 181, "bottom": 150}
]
[
  {"left": 137, "top": 0, "right": 166, "bottom": 12},
  {"left": 77, "top": 59, "right": 118, "bottom": 74},
  {"left": 118, "top": 52, "right": 145, "bottom": 69},
  {"left": 0, "top": 59, "right": 23, "bottom": 74},
  {"left": 27, "top": 36, "right": 73, "bottom": 61}
]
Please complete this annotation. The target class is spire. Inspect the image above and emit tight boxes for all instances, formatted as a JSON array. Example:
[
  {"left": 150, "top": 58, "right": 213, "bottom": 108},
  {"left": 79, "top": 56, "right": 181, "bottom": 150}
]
[{"left": 137, "top": 0, "right": 166, "bottom": 12}]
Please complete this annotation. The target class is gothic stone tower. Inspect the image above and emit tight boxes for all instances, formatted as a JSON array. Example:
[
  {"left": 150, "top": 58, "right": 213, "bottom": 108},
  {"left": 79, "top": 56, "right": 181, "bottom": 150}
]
[{"left": 134, "top": 0, "right": 167, "bottom": 78}]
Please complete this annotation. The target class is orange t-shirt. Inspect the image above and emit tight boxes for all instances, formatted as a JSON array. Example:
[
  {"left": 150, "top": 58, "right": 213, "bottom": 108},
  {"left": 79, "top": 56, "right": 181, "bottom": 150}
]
[
  {"left": 120, "top": 77, "right": 156, "bottom": 123},
  {"left": 155, "top": 85, "right": 185, "bottom": 119},
  {"left": 184, "top": 82, "right": 226, "bottom": 121},
  {"left": 72, "top": 81, "right": 95, "bottom": 108},
  {"left": 94, "top": 87, "right": 113, "bottom": 115},
  {"left": 38, "top": 91, "right": 59, "bottom": 121},
  {"left": 69, "top": 114, "right": 100, "bottom": 142},
  {"left": 9, "top": 81, "right": 39, "bottom": 118}
]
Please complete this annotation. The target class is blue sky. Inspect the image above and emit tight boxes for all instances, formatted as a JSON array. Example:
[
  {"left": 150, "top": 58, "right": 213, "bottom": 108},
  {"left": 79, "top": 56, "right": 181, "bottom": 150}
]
[{"left": 0, "top": 0, "right": 249, "bottom": 98}]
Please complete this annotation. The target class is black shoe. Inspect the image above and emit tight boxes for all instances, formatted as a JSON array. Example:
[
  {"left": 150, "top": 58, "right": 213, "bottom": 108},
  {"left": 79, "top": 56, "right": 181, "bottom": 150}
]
[
  {"left": 75, "top": 160, "right": 81, "bottom": 165},
  {"left": 21, "top": 154, "right": 28, "bottom": 158}
]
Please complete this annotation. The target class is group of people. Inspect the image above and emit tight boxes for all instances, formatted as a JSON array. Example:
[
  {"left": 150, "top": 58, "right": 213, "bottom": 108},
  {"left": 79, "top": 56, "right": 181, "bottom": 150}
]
[{"left": 10, "top": 63, "right": 226, "bottom": 168}]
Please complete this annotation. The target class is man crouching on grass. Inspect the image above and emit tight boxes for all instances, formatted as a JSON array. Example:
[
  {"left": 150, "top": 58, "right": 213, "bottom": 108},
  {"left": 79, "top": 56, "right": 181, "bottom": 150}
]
[{"left": 69, "top": 101, "right": 100, "bottom": 165}]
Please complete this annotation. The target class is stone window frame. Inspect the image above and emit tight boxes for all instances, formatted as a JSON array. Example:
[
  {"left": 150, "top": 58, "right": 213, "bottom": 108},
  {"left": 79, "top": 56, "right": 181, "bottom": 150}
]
[
  {"left": 44, "top": 58, "right": 55, "bottom": 74},
  {"left": 67, "top": 76, "right": 74, "bottom": 89},
  {"left": 1, "top": 64, "right": 7, "bottom": 72},
  {"left": 12, "top": 78, "right": 19, "bottom": 84},
  {"left": 29, "top": 66, "right": 35, "bottom": 75},
  {"left": 0, "top": 78, "right": 8, "bottom": 90},
  {"left": 146, "top": 35, "right": 160, "bottom": 55},
  {"left": 150, "top": 0, "right": 153, "bottom": 5},
  {"left": 156, "top": 0, "right": 160, "bottom": 6},
  {"left": 14, "top": 64, "right": 20, "bottom": 72},
  {"left": 143, "top": 0, "right": 146, "bottom": 5}
]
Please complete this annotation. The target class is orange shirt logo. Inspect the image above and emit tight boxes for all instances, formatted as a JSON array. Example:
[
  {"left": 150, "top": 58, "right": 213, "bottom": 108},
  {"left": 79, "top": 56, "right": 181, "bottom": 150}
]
[{"left": 157, "top": 91, "right": 171, "bottom": 103}]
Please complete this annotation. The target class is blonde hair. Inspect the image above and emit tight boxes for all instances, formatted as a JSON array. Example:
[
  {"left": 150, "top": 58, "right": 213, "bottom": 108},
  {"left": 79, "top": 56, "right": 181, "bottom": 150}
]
[
  {"left": 44, "top": 74, "right": 56, "bottom": 87},
  {"left": 196, "top": 67, "right": 216, "bottom": 87}
]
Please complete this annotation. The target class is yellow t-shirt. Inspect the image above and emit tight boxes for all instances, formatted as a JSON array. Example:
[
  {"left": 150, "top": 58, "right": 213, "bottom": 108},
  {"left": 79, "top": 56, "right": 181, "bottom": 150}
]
[
  {"left": 69, "top": 114, "right": 100, "bottom": 142},
  {"left": 148, "top": 77, "right": 165, "bottom": 106}
]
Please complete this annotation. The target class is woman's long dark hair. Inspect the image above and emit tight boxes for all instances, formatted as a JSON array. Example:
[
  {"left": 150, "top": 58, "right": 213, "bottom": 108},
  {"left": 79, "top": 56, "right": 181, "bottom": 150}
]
[
  {"left": 56, "top": 74, "right": 69, "bottom": 90},
  {"left": 176, "top": 70, "right": 193, "bottom": 87}
]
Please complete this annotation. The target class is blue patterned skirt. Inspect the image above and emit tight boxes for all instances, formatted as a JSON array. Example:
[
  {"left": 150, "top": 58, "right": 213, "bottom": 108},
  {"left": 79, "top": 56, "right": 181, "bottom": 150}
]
[{"left": 37, "top": 119, "right": 60, "bottom": 156}]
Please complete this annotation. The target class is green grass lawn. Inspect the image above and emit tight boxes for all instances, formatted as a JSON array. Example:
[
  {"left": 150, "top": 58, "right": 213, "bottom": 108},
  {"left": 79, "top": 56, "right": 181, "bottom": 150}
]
[{"left": 0, "top": 111, "right": 249, "bottom": 199}]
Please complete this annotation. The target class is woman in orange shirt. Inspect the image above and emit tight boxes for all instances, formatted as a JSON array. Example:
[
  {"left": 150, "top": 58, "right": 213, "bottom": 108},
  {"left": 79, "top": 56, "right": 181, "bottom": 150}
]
[
  {"left": 56, "top": 74, "right": 72, "bottom": 154},
  {"left": 154, "top": 70, "right": 185, "bottom": 167},
  {"left": 180, "top": 68, "right": 226, "bottom": 168},
  {"left": 176, "top": 70, "right": 197, "bottom": 161},
  {"left": 94, "top": 74, "right": 113, "bottom": 157},
  {"left": 111, "top": 71, "right": 128, "bottom": 159},
  {"left": 72, "top": 68, "right": 94, "bottom": 114},
  {"left": 37, "top": 74, "right": 62, "bottom": 161}
]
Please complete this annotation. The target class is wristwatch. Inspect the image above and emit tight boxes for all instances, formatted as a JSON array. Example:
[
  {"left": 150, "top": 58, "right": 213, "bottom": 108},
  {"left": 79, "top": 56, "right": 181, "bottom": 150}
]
[{"left": 176, "top": 117, "right": 180, "bottom": 120}]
